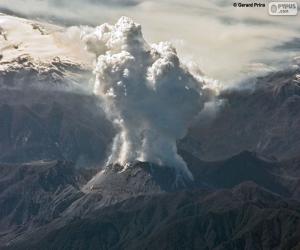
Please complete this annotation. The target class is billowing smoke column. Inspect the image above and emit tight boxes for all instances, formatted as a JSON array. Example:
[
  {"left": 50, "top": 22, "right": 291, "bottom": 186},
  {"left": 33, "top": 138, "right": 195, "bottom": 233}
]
[{"left": 81, "top": 17, "right": 207, "bottom": 180}]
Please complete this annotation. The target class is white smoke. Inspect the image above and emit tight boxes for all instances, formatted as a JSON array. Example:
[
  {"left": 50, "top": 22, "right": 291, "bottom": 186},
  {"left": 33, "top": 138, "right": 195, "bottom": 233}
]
[{"left": 81, "top": 17, "right": 209, "bottom": 180}]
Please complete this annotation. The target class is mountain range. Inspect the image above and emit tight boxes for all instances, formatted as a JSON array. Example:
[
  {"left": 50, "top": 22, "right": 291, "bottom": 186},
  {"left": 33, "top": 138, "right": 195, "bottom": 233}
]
[{"left": 1, "top": 14, "right": 300, "bottom": 250}]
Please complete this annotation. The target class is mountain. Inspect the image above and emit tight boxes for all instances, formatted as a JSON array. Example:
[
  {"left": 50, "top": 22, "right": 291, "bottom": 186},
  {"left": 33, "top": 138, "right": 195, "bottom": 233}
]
[
  {"left": 182, "top": 62, "right": 300, "bottom": 161},
  {"left": 1, "top": 152, "right": 300, "bottom": 249},
  {"left": 5, "top": 182, "right": 300, "bottom": 250},
  {"left": 2, "top": 56, "right": 300, "bottom": 170},
  {"left": 181, "top": 150, "right": 290, "bottom": 196},
  {"left": 0, "top": 14, "right": 114, "bottom": 166},
  {"left": 1, "top": 15, "right": 300, "bottom": 169},
  {"left": 1, "top": 13, "right": 300, "bottom": 250},
  {"left": 0, "top": 87, "right": 114, "bottom": 166},
  {"left": 0, "top": 160, "right": 98, "bottom": 246},
  {"left": 1, "top": 14, "right": 300, "bottom": 171},
  {"left": 2, "top": 58, "right": 300, "bottom": 169}
]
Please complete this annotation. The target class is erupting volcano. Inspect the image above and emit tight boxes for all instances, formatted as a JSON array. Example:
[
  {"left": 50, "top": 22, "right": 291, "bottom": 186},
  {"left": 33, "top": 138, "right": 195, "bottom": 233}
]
[{"left": 81, "top": 17, "right": 212, "bottom": 180}]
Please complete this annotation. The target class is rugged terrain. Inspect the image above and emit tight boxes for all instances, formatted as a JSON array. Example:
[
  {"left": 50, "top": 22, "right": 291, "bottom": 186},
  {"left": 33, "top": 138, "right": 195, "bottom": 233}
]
[
  {"left": 1, "top": 13, "right": 300, "bottom": 250},
  {"left": 1, "top": 153, "right": 300, "bottom": 250},
  {"left": 184, "top": 59, "right": 300, "bottom": 161}
]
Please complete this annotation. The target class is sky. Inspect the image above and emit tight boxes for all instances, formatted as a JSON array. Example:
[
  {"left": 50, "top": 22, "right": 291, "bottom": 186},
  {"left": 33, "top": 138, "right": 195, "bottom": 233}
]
[{"left": 0, "top": 0, "right": 299, "bottom": 82}]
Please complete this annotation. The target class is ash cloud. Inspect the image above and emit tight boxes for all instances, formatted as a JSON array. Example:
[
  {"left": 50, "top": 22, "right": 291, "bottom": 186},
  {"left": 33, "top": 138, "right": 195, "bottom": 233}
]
[{"left": 81, "top": 17, "right": 209, "bottom": 179}]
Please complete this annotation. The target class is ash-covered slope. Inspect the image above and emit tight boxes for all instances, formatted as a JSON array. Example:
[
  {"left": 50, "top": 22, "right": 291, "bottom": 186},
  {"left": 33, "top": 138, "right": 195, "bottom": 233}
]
[
  {"left": 0, "top": 160, "right": 196, "bottom": 248},
  {"left": 56, "top": 161, "right": 197, "bottom": 219},
  {"left": 1, "top": 152, "right": 300, "bottom": 249},
  {"left": 86, "top": 161, "right": 194, "bottom": 193}
]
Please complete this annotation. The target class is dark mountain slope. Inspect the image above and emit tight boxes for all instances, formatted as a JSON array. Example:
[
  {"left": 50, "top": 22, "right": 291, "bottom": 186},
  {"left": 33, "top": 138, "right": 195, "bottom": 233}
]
[
  {"left": 181, "top": 150, "right": 292, "bottom": 197},
  {"left": 0, "top": 152, "right": 300, "bottom": 249},
  {"left": 0, "top": 160, "right": 97, "bottom": 246},
  {"left": 6, "top": 183, "right": 300, "bottom": 250},
  {"left": 183, "top": 65, "right": 300, "bottom": 161},
  {"left": 0, "top": 88, "right": 114, "bottom": 166}
]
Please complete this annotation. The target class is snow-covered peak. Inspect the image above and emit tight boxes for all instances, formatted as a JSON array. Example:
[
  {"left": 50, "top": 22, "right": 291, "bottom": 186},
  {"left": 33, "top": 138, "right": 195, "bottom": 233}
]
[{"left": 0, "top": 13, "right": 91, "bottom": 72}]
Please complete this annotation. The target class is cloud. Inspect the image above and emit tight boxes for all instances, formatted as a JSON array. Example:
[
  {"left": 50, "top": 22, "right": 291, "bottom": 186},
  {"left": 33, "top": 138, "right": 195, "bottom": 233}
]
[
  {"left": 274, "top": 37, "right": 300, "bottom": 52},
  {"left": 81, "top": 17, "right": 212, "bottom": 180},
  {"left": 0, "top": 0, "right": 299, "bottom": 82}
]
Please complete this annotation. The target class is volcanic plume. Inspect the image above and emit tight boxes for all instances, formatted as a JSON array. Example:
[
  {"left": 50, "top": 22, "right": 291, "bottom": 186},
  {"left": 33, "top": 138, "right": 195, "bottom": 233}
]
[{"left": 81, "top": 17, "right": 208, "bottom": 179}]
